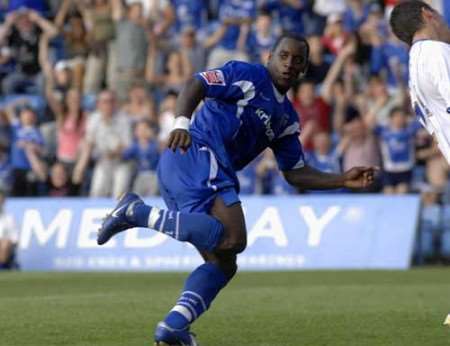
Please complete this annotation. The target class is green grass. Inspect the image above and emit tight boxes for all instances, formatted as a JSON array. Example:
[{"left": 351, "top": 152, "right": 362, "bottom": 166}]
[{"left": 1, "top": 269, "right": 450, "bottom": 346}]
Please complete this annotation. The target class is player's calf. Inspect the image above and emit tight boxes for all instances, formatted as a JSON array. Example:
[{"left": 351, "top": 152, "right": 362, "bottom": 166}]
[{"left": 97, "top": 193, "right": 224, "bottom": 252}]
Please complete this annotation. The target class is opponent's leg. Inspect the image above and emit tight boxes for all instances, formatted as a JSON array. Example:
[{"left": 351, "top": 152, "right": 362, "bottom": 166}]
[
  {"left": 97, "top": 193, "right": 224, "bottom": 252},
  {"left": 154, "top": 198, "right": 247, "bottom": 345}
]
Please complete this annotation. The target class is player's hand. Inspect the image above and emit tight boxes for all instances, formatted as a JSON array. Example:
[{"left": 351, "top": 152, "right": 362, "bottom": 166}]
[
  {"left": 167, "top": 129, "right": 191, "bottom": 154},
  {"left": 342, "top": 166, "right": 379, "bottom": 189}
]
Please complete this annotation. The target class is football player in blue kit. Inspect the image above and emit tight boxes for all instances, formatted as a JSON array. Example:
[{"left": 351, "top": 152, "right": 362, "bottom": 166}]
[{"left": 97, "top": 33, "right": 377, "bottom": 346}]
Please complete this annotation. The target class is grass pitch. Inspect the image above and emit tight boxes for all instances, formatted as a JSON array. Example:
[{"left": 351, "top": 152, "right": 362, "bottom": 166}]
[{"left": 1, "top": 269, "right": 449, "bottom": 346}]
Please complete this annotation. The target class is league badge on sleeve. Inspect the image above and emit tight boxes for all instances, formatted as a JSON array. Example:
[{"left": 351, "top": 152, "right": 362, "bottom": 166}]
[{"left": 200, "top": 70, "right": 226, "bottom": 86}]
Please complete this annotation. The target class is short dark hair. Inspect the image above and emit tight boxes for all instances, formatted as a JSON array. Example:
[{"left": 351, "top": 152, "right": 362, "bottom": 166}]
[
  {"left": 390, "top": 1, "right": 434, "bottom": 45},
  {"left": 389, "top": 106, "right": 406, "bottom": 118},
  {"left": 272, "top": 32, "right": 310, "bottom": 58}
]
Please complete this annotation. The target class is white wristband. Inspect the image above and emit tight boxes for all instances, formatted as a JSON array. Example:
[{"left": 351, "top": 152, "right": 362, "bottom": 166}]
[{"left": 173, "top": 116, "right": 190, "bottom": 131}]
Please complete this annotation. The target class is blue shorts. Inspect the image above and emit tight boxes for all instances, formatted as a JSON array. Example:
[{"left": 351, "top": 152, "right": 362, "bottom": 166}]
[
  {"left": 382, "top": 170, "right": 412, "bottom": 187},
  {"left": 157, "top": 141, "right": 240, "bottom": 213}
]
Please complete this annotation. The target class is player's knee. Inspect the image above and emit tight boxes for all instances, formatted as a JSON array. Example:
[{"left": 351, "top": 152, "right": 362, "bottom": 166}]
[{"left": 220, "top": 236, "right": 247, "bottom": 254}]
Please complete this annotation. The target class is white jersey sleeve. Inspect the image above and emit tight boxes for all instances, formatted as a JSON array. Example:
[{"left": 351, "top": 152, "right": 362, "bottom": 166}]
[{"left": 409, "top": 40, "right": 450, "bottom": 163}]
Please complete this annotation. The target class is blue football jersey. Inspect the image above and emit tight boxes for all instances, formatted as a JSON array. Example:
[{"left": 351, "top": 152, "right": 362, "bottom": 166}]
[
  {"left": 191, "top": 61, "right": 305, "bottom": 175},
  {"left": 374, "top": 122, "right": 421, "bottom": 172}
]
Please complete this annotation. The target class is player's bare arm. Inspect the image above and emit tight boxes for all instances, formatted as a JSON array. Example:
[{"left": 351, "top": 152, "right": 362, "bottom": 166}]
[
  {"left": 283, "top": 165, "right": 377, "bottom": 190},
  {"left": 167, "top": 78, "right": 206, "bottom": 152}
]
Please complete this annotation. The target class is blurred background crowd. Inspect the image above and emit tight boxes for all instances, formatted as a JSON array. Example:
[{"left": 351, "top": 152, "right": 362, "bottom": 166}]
[{"left": 0, "top": 0, "right": 449, "bottom": 202}]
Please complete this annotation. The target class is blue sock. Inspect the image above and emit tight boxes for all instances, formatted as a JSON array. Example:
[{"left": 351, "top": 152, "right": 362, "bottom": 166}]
[
  {"left": 164, "top": 263, "right": 229, "bottom": 330},
  {"left": 128, "top": 203, "right": 224, "bottom": 252}
]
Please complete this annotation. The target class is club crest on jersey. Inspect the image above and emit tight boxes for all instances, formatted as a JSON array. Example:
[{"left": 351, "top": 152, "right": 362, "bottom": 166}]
[{"left": 200, "top": 70, "right": 226, "bottom": 86}]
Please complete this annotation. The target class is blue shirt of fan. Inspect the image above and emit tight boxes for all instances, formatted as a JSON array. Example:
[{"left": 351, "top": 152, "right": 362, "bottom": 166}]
[
  {"left": 123, "top": 140, "right": 160, "bottom": 172},
  {"left": 306, "top": 150, "right": 341, "bottom": 174},
  {"left": 263, "top": 0, "right": 304, "bottom": 34},
  {"left": 170, "top": 0, "right": 208, "bottom": 33},
  {"left": 342, "top": 4, "right": 370, "bottom": 32},
  {"left": 192, "top": 61, "right": 305, "bottom": 177},
  {"left": 218, "top": 0, "right": 256, "bottom": 50},
  {"left": 246, "top": 29, "right": 278, "bottom": 63},
  {"left": 374, "top": 122, "right": 421, "bottom": 171},
  {"left": 10, "top": 122, "right": 44, "bottom": 170},
  {"left": 371, "top": 42, "right": 409, "bottom": 88}
]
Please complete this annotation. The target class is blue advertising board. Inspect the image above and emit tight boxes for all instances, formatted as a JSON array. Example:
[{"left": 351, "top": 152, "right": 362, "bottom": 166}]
[{"left": 8, "top": 195, "right": 420, "bottom": 271}]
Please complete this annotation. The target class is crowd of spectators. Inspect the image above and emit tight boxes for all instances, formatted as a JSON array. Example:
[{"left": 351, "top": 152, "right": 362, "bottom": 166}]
[{"left": 0, "top": 0, "right": 450, "bottom": 202}]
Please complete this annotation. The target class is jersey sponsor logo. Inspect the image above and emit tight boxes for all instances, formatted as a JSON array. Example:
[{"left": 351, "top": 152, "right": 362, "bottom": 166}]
[
  {"left": 200, "top": 70, "right": 226, "bottom": 86},
  {"left": 256, "top": 108, "right": 275, "bottom": 141}
]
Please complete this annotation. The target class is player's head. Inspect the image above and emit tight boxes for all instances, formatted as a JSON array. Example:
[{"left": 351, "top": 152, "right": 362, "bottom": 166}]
[
  {"left": 267, "top": 32, "right": 310, "bottom": 93},
  {"left": 390, "top": 1, "right": 450, "bottom": 45}
]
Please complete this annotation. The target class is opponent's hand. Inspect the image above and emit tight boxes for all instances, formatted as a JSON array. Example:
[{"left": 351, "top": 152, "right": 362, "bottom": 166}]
[
  {"left": 167, "top": 129, "right": 191, "bottom": 153},
  {"left": 342, "top": 166, "right": 378, "bottom": 189}
]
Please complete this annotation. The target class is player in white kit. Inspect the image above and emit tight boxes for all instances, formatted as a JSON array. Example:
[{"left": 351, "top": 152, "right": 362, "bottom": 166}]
[{"left": 390, "top": 1, "right": 450, "bottom": 163}]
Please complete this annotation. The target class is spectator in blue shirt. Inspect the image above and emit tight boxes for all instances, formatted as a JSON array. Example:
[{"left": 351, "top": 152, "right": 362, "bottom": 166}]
[
  {"left": 261, "top": 0, "right": 305, "bottom": 35},
  {"left": 206, "top": 0, "right": 255, "bottom": 69},
  {"left": 371, "top": 107, "right": 421, "bottom": 194},
  {"left": 342, "top": 0, "right": 370, "bottom": 32},
  {"left": 170, "top": 0, "right": 208, "bottom": 35},
  {"left": 246, "top": 9, "right": 279, "bottom": 64},
  {"left": 6, "top": 103, "right": 45, "bottom": 196},
  {"left": 306, "top": 132, "right": 341, "bottom": 174},
  {"left": 123, "top": 119, "right": 160, "bottom": 196},
  {"left": 369, "top": 31, "right": 409, "bottom": 90}
]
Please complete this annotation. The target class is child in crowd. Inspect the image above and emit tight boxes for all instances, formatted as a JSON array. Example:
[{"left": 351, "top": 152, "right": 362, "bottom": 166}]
[
  {"left": 122, "top": 119, "right": 160, "bottom": 196},
  {"left": 373, "top": 107, "right": 421, "bottom": 194}
]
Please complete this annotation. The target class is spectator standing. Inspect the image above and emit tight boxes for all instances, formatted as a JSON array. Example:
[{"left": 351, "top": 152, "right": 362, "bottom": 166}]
[
  {"left": 246, "top": 10, "right": 279, "bottom": 64},
  {"left": 368, "top": 107, "right": 421, "bottom": 194},
  {"left": 364, "top": 74, "right": 405, "bottom": 126},
  {"left": 121, "top": 83, "right": 156, "bottom": 126},
  {"left": 306, "top": 132, "right": 341, "bottom": 174},
  {"left": 111, "top": 0, "right": 150, "bottom": 102},
  {"left": 321, "top": 13, "right": 350, "bottom": 56},
  {"left": 294, "top": 80, "right": 331, "bottom": 151},
  {"left": 206, "top": 0, "right": 255, "bottom": 69},
  {"left": 0, "top": 189, "right": 18, "bottom": 270},
  {"left": 6, "top": 102, "right": 45, "bottom": 196},
  {"left": 81, "top": 0, "right": 116, "bottom": 94},
  {"left": 179, "top": 26, "right": 207, "bottom": 73},
  {"left": 342, "top": 0, "right": 370, "bottom": 33},
  {"left": 54, "top": 0, "right": 90, "bottom": 90},
  {"left": 339, "top": 110, "right": 381, "bottom": 175},
  {"left": 146, "top": 39, "right": 193, "bottom": 97},
  {"left": 305, "top": 34, "right": 331, "bottom": 84},
  {"left": 73, "top": 90, "right": 132, "bottom": 198},
  {"left": 0, "top": 8, "right": 58, "bottom": 94},
  {"left": 123, "top": 120, "right": 160, "bottom": 196},
  {"left": 261, "top": 0, "right": 305, "bottom": 35},
  {"left": 170, "top": 0, "right": 208, "bottom": 35},
  {"left": 46, "top": 161, "right": 80, "bottom": 196}
]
